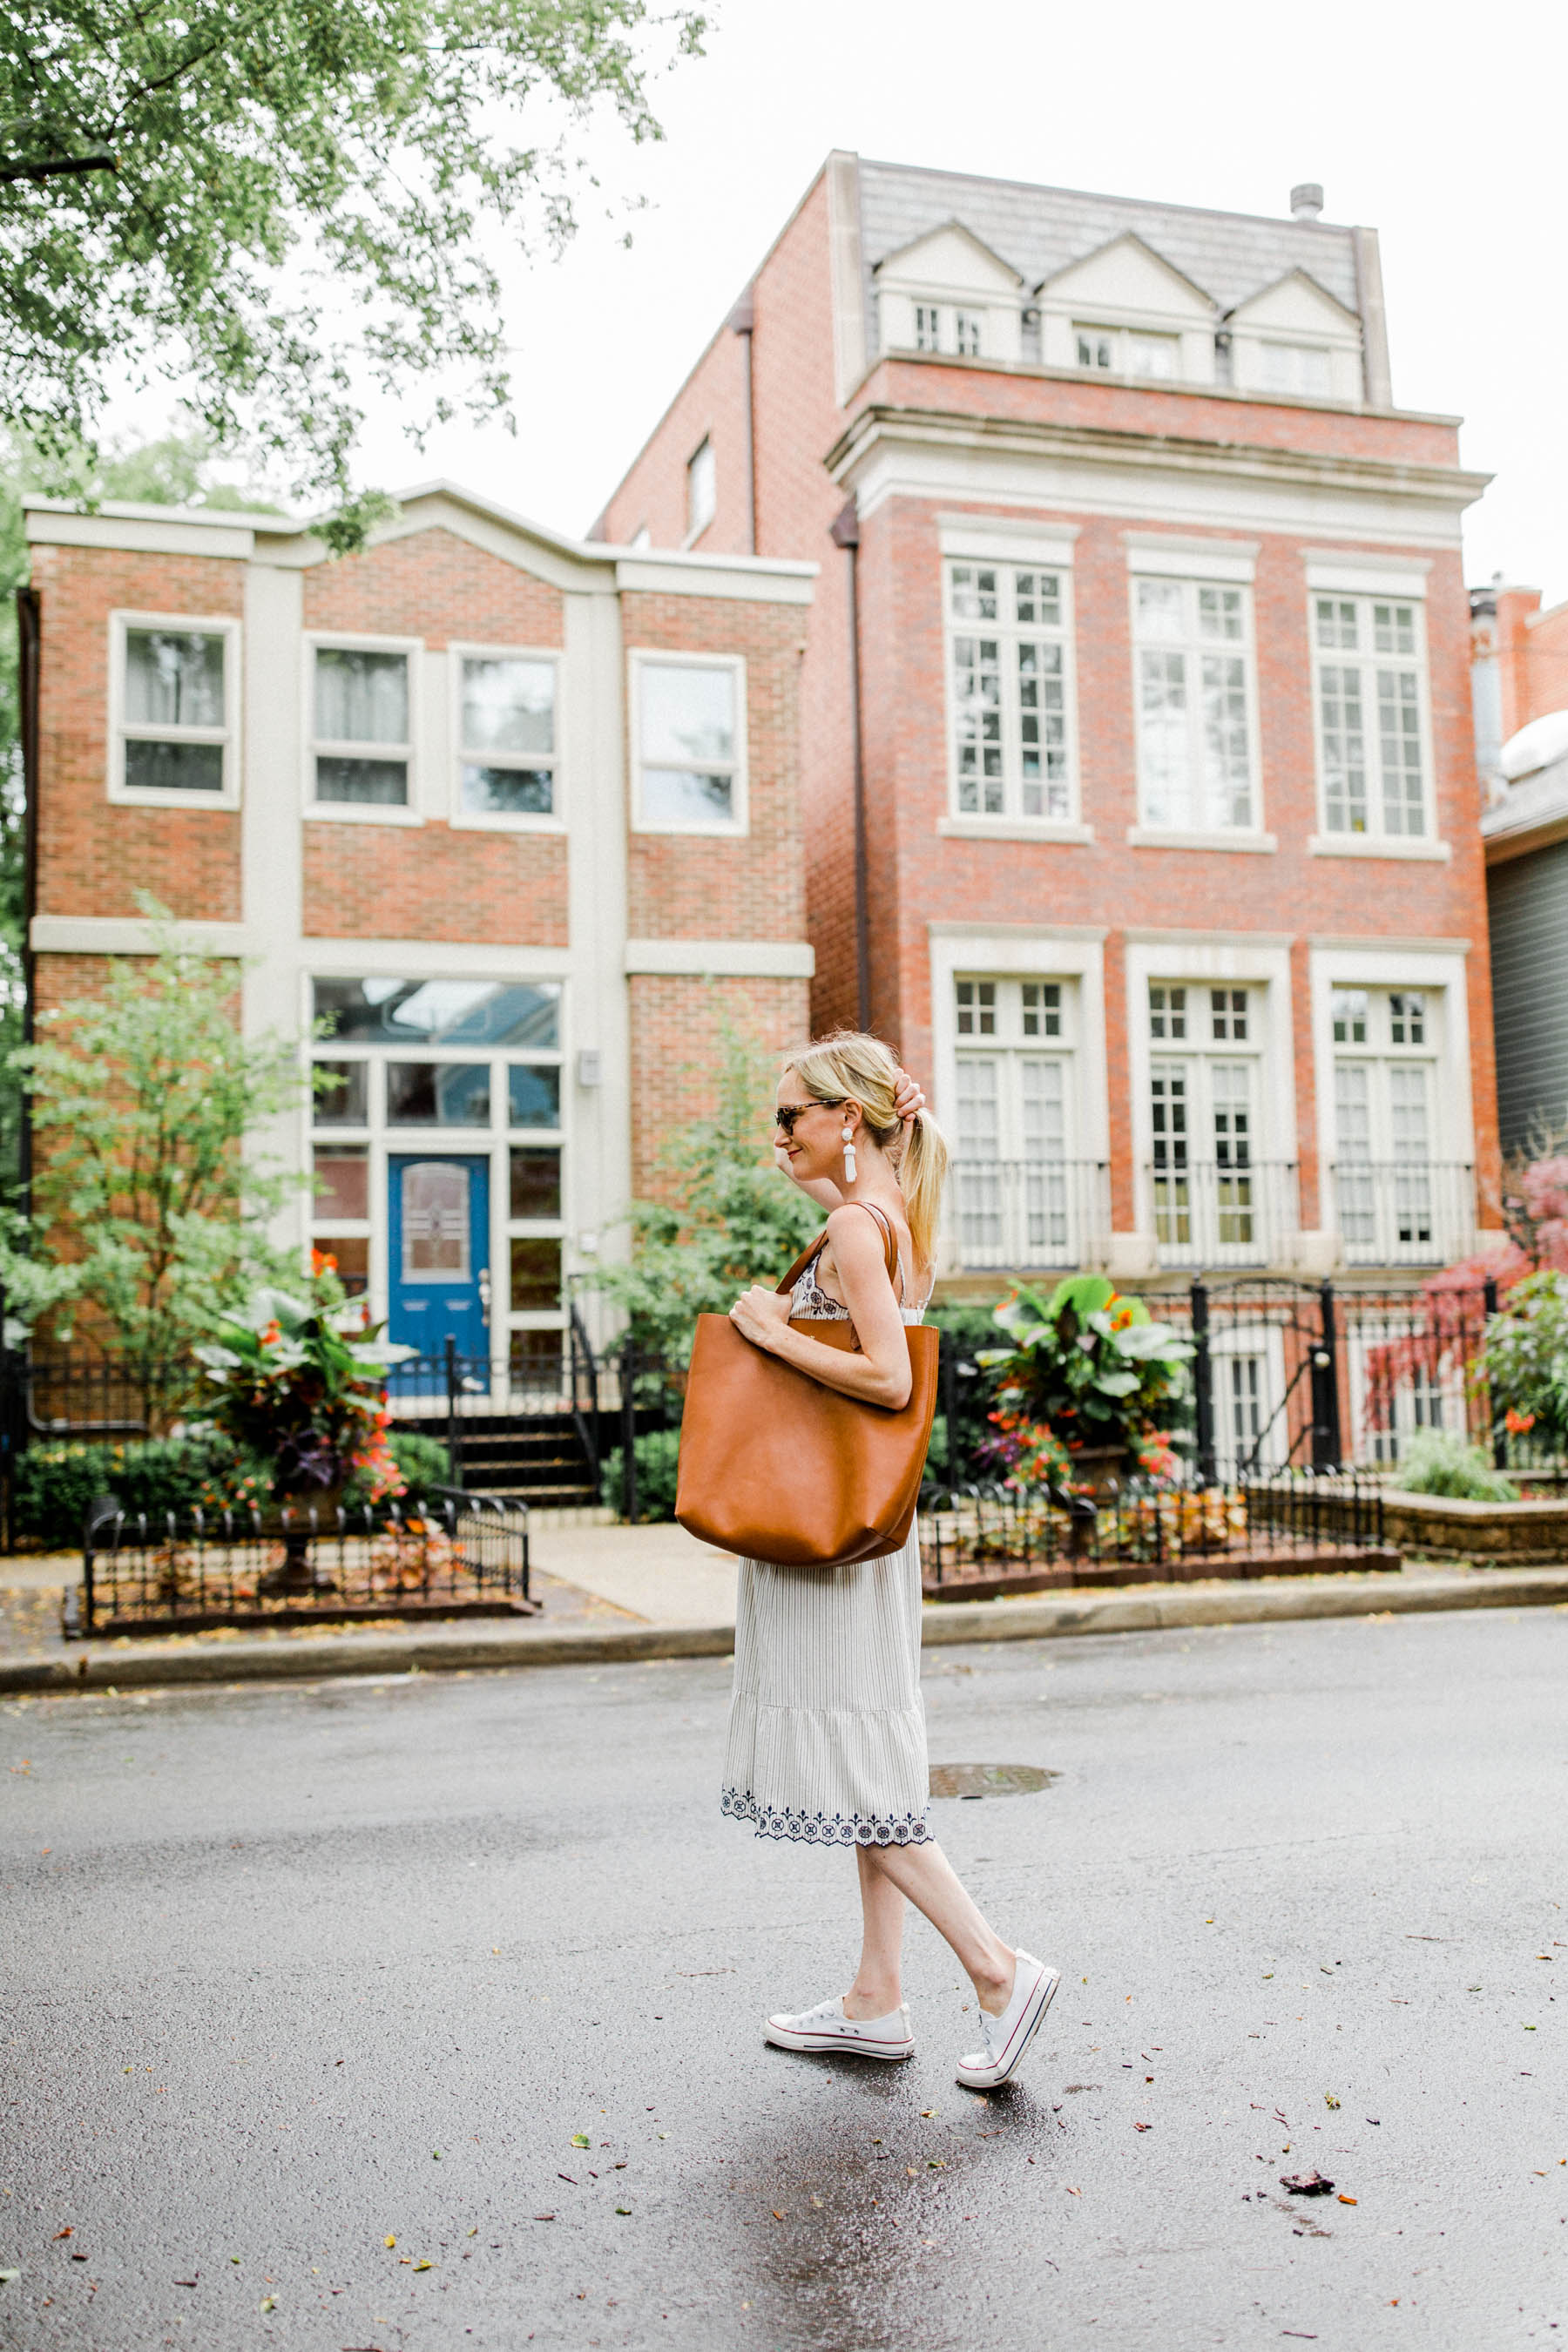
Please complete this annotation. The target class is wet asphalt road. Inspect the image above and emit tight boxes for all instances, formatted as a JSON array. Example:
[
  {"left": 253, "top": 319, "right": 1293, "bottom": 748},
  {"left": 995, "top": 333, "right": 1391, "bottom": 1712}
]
[{"left": 3, "top": 1608, "right": 1566, "bottom": 2352}]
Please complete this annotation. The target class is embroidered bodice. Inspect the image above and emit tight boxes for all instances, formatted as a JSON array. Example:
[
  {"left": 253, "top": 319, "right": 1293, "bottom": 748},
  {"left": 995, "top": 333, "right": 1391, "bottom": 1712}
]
[{"left": 791, "top": 1246, "right": 926, "bottom": 1328}]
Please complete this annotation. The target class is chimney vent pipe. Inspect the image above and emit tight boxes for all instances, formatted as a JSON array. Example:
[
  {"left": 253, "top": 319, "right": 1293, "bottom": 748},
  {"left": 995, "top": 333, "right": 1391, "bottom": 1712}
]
[{"left": 1290, "top": 182, "right": 1324, "bottom": 221}]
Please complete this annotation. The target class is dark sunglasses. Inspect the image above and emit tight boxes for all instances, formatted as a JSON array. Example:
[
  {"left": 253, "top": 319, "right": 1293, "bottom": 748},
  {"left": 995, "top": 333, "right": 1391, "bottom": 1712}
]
[{"left": 773, "top": 1097, "right": 844, "bottom": 1138}]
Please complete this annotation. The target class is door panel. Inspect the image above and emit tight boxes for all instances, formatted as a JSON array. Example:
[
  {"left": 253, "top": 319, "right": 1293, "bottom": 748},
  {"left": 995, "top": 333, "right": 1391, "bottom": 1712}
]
[{"left": 388, "top": 1155, "right": 490, "bottom": 1358}]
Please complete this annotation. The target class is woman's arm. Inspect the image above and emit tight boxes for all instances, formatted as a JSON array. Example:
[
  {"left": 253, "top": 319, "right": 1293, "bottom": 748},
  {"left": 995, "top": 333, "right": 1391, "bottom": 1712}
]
[{"left": 728, "top": 1205, "right": 912, "bottom": 1409}]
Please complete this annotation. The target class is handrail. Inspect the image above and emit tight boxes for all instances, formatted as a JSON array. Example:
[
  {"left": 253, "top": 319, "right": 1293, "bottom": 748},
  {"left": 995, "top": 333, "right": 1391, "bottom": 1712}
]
[{"left": 568, "top": 1300, "right": 601, "bottom": 1501}]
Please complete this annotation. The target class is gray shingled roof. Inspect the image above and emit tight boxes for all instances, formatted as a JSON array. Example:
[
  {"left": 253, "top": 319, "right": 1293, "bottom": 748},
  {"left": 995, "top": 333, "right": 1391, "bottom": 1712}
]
[{"left": 858, "top": 158, "right": 1362, "bottom": 321}]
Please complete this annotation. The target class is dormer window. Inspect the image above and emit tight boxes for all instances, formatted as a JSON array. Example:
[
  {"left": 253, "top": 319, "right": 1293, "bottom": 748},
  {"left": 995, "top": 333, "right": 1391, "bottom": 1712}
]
[
  {"left": 1259, "top": 341, "right": 1332, "bottom": 397},
  {"left": 914, "top": 303, "right": 983, "bottom": 358},
  {"left": 1072, "top": 324, "right": 1179, "bottom": 379}
]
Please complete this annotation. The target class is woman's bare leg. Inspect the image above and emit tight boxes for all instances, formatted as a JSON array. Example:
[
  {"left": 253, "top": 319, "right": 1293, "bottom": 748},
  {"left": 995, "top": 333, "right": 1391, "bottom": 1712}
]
[
  {"left": 862, "top": 1838, "right": 1017, "bottom": 2014},
  {"left": 842, "top": 1844, "right": 908, "bottom": 2018}
]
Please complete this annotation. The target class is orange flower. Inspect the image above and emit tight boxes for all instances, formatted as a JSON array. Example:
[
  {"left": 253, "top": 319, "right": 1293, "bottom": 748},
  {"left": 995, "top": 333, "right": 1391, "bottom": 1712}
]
[
  {"left": 1504, "top": 1406, "right": 1537, "bottom": 1435},
  {"left": 310, "top": 1247, "right": 338, "bottom": 1276},
  {"left": 260, "top": 1321, "right": 280, "bottom": 1347}
]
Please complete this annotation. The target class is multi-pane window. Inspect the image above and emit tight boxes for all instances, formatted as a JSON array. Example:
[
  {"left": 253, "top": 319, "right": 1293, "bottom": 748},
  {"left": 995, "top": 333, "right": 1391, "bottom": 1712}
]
[
  {"left": 1331, "top": 987, "right": 1442, "bottom": 1259},
  {"left": 1148, "top": 983, "right": 1261, "bottom": 1257},
  {"left": 314, "top": 646, "right": 410, "bottom": 806},
  {"left": 913, "top": 305, "right": 982, "bottom": 357},
  {"left": 947, "top": 563, "right": 1073, "bottom": 821},
  {"left": 1260, "top": 341, "right": 1331, "bottom": 397},
  {"left": 116, "top": 621, "right": 233, "bottom": 795},
  {"left": 1314, "top": 595, "right": 1429, "bottom": 839},
  {"left": 951, "top": 977, "right": 1076, "bottom": 1263},
  {"left": 1132, "top": 578, "right": 1255, "bottom": 831},
  {"left": 458, "top": 656, "right": 556, "bottom": 817},
  {"left": 1073, "top": 325, "right": 1179, "bottom": 378},
  {"left": 308, "top": 978, "right": 566, "bottom": 1326},
  {"left": 633, "top": 656, "right": 744, "bottom": 830},
  {"left": 686, "top": 438, "right": 715, "bottom": 539}
]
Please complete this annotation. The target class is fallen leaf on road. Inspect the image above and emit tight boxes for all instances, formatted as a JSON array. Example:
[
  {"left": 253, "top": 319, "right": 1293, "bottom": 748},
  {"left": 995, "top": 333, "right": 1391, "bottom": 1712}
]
[
  {"left": 412, "top": 2260, "right": 432, "bottom": 2272},
  {"left": 615, "top": 2207, "right": 632, "bottom": 2218},
  {"left": 260, "top": 2296, "right": 276, "bottom": 2313},
  {"left": 1132, "top": 2122, "right": 1152, "bottom": 2132},
  {"left": 1281, "top": 2171, "right": 1335, "bottom": 2196},
  {"left": 1338, "top": 2195, "right": 1357, "bottom": 2206},
  {"left": 0, "top": 2271, "right": 19, "bottom": 2285},
  {"left": 383, "top": 2235, "right": 396, "bottom": 2248},
  {"left": 1324, "top": 2094, "right": 1340, "bottom": 2109},
  {"left": 558, "top": 2173, "right": 576, "bottom": 2185},
  {"left": 771, "top": 2209, "right": 786, "bottom": 2220},
  {"left": 570, "top": 2133, "right": 590, "bottom": 2149},
  {"left": 174, "top": 2275, "right": 199, "bottom": 2287},
  {"left": 52, "top": 2228, "right": 71, "bottom": 2240},
  {"left": 532, "top": 2213, "right": 555, "bottom": 2222}
]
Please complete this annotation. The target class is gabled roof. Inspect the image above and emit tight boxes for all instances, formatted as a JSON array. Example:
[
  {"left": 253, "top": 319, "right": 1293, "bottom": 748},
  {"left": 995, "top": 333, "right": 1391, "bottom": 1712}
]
[
  {"left": 1225, "top": 267, "right": 1362, "bottom": 327},
  {"left": 1035, "top": 229, "right": 1219, "bottom": 313},
  {"left": 873, "top": 217, "right": 1025, "bottom": 287}
]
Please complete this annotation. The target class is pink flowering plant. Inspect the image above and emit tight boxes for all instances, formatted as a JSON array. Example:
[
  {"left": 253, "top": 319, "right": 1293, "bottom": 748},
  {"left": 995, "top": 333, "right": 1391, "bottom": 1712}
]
[
  {"left": 975, "top": 1274, "right": 1192, "bottom": 1491},
  {"left": 193, "top": 1253, "right": 415, "bottom": 1504}
]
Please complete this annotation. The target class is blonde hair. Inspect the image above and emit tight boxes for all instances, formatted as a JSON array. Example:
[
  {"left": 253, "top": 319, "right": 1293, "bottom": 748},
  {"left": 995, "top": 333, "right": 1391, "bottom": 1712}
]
[{"left": 783, "top": 1031, "right": 949, "bottom": 1273}]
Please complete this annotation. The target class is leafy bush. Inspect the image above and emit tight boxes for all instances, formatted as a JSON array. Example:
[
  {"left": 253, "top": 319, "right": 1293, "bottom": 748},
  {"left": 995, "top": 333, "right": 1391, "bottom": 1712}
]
[
  {"left": 1477, "top": 1269, "right": 1568, "bottom": 1456},
  {"left": 1394, "top": 1431, "right": 1518, "bottom": 1503},
  {"left": 976, "top": 1274, "right": 1192, "bottom": 1486},
  {"left": 375, "top": 1429, "right": 451, "bottom": 1501},
  {"left": 14, "top": 1432, "right": 249, "bottom": 1547},
  {"left": 601, "top": 1428, "right": 682, "bottom": 1523}
]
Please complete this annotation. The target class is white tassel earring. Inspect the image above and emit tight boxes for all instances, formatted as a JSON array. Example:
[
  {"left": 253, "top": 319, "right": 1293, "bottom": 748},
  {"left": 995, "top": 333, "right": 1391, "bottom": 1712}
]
[{"left": 841, "top": 1119, "right": 857, "bottom": 1186}]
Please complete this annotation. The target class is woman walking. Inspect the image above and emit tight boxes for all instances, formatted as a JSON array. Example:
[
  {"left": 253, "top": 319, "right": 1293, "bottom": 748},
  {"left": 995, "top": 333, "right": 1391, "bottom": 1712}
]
[{"left": 720, "top": 1031, "right": 1059, "bottom": 2090}]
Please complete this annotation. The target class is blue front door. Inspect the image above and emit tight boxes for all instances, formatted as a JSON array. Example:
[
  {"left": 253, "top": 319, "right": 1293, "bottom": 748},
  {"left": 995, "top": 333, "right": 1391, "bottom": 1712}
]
[{"left": 388, "top": 1155, "right": 490, "bottom": 1359}]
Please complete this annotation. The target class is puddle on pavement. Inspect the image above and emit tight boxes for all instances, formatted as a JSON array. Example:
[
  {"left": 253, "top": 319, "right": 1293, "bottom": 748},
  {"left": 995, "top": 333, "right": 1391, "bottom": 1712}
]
[{"left": 928, "top": 1761, "right": 1059, "bottom": 1800}]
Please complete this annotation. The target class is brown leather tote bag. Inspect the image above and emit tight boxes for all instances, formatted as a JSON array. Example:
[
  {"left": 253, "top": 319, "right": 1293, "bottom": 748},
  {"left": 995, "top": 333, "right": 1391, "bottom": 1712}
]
[{"left": 674, "top": 1204, "right": 940, "bottom": 1567}]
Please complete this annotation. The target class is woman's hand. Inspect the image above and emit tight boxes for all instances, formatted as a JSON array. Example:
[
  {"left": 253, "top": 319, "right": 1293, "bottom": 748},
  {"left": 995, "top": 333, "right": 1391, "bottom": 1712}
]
[
  {"left": 893, "top": 1067, "right": 926, "bottom": 1124},
  {"left": 729, "top": 1284, "right": 793, "bottom": 1350}
]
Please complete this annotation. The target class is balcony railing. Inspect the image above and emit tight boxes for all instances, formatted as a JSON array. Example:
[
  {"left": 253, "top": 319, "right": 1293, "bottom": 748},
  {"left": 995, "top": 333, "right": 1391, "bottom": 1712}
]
[
  {"left": 948, "top": 1158, "right": 1111, "bottom": 1273},
  {"left": 1147, "top": 1158, "right": 1298, "bottom": 1269},
  {"left": 1331, "top": 1160, "right": 1476, "bottom": 1267}
]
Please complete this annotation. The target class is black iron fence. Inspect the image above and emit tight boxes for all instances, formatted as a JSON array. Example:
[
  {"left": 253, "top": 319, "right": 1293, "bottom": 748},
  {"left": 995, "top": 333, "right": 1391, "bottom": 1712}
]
[
  {"left": 73, "top": 1488, "right": 532, "bottom": 1635},
  {"left": 921, "top": 1470, "right": 1394, "bottom": 1598}
]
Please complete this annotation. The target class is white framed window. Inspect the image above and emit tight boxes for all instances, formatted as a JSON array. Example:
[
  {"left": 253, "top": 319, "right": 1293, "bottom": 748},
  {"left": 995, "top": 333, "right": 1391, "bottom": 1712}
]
[
  {"left": 1147, "top": 982, "right": 1263, "bottom": 1260},
  {"left": 686, "top": 438, "right": 715, "bottom": 542},
  {"left": 913, "top": 305, "right": 983, "bottom": 357},
  {"left": 449, "top": 646, "right": 560, "bottom": 828},
  {"left": 1330, "top": 987, "right": 1443, "bottom": 1260},
  {"left": 916, "top": 303, "right": 943, "bottom": 352},
  {"left": 1074, "top": 324, "right": 1179, "bottom": 379},
  {"left": 108, "top": 612, "right": 240, "bottom": 807},
  {"left": 951, "top": 976, "right": 1079, "bottom": 1265},
  {"left": 308, "top": 637, "right": 419, "bottom": 821},
  {"left": 1132, "top": 576, "right": 1258, "bottom": 834},
  {"left": 629, "top": 651, "right": 747, "bottom": 835},
  {"left": 1312, "top": 594, "right": 1431, "bottom": 841},
  {"left": 1260, "top": 341, "right": 1332, "bottom": 397},
  {"left": 946, "top": 561, "right": 1076, "bottom": 823},
  {"left": 954, "top": 310, "right": 982, "bottom": 357}
]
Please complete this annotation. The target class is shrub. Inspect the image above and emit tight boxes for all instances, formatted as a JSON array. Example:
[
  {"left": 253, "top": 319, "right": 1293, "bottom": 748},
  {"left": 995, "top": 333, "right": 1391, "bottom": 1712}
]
[
  {"left": 14, "top": 1432, "right": 250, "bottom": 1548},
  {"left": 1477, "top": 1269, "right": 1568, "bottom": 1456},
  {"left": 1395, "top": 1431, "right": 1518, "bottom": 1504},
  {"left": 601, "top": 1428, "right": 682, "bottom": 1523},
  {"left": 346, "top": 1428, "right": 450, "bottom": 1509}
]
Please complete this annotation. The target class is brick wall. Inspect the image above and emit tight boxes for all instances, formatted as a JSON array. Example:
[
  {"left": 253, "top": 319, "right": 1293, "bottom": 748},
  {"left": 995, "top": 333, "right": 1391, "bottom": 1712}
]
[
  {"left": 302, "top": 526, "right": 565, "bottom": 648},
  {"left": 626, "top": 973, "right": 809, "bottom": 1200},
  {"left": 301, "top": 824, "right": 569, "bottom": 943},
  {"left": 1491, "top": 587, "right": 1568, "bottom": 737},
  {"left": 853, "top": 496, "right": 1500, "bottom": 1224},
  {"left": 31, "top": 544, "right": 244, "bottom": 923},
  {"left": 598, "top": 172, "right": 862, "bottom": 1032},
  {"left": 623, "top": 591, "right": 807, "bottom": 943}
]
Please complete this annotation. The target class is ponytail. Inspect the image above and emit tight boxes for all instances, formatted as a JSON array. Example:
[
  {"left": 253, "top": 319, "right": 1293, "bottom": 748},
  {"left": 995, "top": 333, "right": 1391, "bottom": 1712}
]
[{"left": 782, "top": 1030, "right": 950, "bottom": 1274}]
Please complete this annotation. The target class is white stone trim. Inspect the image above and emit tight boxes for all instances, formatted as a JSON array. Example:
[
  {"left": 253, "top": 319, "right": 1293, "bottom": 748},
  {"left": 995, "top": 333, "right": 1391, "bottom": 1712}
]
[
  {"left": 937, "top": 817, "right": 1094, "bottom": 844},
  {"left": 612, "top": 555, "right": 814, "bottom": 605},
  {"left": 27, "top": 509, "right": 258, "bottom": 559},
  {"left": 1304, "top": 551, "right": 1431, "bottom": 598},
  {"left": 623, "top": 939, "right": 814, "bottom": 978},
  {"left": 937, "top": 519, "right": 1078, "bottom": 568},
  {"left": 1126, "top": 827, "right": 1277, "bottom": 853},
  {"left": 32, "top": 915, "right": 253, "bottom": 956},
  {"left": 1308, "top": 833, "right": 1450, "bottom": 862},
  {"left": 1122, "top": 533, "right": 1258, "bottom": 582}
]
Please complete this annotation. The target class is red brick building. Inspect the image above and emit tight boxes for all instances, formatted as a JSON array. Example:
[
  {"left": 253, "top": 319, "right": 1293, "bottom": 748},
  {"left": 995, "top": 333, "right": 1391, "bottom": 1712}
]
[
  {"left": 21, "top": 485, "right": 814, "bottom": 1366},
  {"left": 596, "top": 154, "right": 1501, "bottom": 1303}
]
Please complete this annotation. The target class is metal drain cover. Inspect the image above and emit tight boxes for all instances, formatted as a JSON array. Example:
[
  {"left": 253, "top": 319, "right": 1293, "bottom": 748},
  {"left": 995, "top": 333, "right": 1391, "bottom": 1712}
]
[{"left": 928, "top": 1762, "right": 1059, "bottom": 1801}]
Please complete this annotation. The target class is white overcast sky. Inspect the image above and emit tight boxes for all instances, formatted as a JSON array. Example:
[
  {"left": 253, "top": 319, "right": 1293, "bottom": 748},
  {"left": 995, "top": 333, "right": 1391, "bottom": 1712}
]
[{"left": 249, "top": 0, "right": 1568, "bottom": 599}]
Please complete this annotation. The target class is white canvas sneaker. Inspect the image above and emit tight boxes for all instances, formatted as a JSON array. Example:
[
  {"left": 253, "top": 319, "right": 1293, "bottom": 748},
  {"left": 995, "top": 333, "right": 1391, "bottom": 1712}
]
[
  {"left": 955, "top": 1951, "right": 1060, "bottom": 2089},
  {"left": 763, "top": 1995, "right": 915, "bottom": 2061}
]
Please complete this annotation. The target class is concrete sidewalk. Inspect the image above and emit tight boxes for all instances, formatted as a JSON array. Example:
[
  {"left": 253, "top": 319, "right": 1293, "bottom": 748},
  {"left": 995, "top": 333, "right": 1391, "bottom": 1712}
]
[{"left": 2, "top": 1519, "right": 1567, "bottom": 1693}]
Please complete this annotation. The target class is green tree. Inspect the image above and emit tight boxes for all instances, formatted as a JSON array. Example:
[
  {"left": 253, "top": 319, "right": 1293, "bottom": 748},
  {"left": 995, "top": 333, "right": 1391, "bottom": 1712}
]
[
  {"left": 3, "top": 0, "right": 706, "bottom": 521},
  {"left": 3, "top": 904, "right": 307, "bottom": 1362},
  {"left": 592, "top": 1020, "right": 820, "bottom": 1361},
  {"left": 0, "top": 428, "right": 276, "bottom": 1192}
]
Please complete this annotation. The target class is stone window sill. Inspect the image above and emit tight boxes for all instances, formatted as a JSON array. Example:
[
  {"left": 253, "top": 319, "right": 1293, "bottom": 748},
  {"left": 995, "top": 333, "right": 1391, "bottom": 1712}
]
[
  {"left": 1125, "top": 827, "right": 1277, "bottom": 853},
  {"left": 1308, "top": 833, "right": 1450, "bottom": 862}
]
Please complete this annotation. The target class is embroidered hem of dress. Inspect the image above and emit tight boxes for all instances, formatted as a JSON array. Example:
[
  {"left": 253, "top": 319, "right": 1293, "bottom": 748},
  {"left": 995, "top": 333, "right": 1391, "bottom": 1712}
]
[{"left": 721, "top": 1785, "right": 933, "bottom": 1848}]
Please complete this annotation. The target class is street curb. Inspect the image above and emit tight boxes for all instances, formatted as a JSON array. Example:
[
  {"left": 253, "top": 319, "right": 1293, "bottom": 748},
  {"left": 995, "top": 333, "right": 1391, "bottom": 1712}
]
[{"left": 3, "top": 1566, "right": 1567, "bottom": 1696}]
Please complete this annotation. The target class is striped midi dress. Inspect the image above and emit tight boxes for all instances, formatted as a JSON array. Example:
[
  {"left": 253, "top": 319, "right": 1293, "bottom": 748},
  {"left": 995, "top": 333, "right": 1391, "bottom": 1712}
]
[{"left": 720, "top": 1254, "right": 931, "bottom": 1848}]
